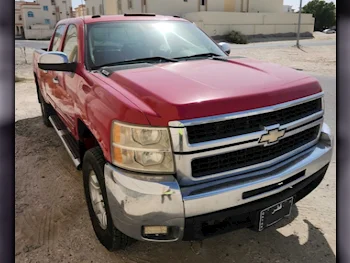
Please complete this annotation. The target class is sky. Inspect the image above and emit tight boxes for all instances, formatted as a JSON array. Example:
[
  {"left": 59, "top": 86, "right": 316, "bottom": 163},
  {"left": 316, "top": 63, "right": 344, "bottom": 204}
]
[{"left": 21, "top": 0, "right": 336, "bottom": 10}]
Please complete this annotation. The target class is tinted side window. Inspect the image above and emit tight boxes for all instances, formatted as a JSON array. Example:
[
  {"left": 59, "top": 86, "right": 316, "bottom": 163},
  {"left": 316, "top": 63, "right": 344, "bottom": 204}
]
[
  {"left": 62, "top": 25, "right": 78, "bottom": 62},
  {"left": 50, "top": 25, "right": 66, "bottom": 51}
]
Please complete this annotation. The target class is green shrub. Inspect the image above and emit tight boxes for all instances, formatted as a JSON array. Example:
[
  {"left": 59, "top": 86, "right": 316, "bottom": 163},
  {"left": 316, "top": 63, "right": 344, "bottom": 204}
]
[{"left": 227, "top": 30, "right": 248, "bottom": 44}]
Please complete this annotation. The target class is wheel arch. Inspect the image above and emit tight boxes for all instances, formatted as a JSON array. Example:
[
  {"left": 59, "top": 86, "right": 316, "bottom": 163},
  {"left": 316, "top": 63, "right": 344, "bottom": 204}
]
[{"left": 77, "top": 118, "right": 107, "bottom": 166}]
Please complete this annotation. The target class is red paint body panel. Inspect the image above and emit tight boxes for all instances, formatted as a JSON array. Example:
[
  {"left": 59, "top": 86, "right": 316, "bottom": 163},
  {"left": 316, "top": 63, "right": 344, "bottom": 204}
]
[
  {"left": 33, "top": 15, "right": 323, "bottom": 163},
  {"left": 105, "top": 58, "right": 322, "bottom": 126}
]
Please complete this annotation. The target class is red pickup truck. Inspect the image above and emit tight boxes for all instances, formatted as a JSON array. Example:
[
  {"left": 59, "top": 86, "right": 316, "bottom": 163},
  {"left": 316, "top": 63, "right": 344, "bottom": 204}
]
[{"left": 33, "top": 14, "right": 333, "bottom": 250}]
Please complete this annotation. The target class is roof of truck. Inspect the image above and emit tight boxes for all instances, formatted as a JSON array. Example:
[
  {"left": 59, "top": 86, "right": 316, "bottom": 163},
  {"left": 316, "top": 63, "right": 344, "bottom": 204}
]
[{"left": 58, "top": 14, "right": 188, "bottom": 25}]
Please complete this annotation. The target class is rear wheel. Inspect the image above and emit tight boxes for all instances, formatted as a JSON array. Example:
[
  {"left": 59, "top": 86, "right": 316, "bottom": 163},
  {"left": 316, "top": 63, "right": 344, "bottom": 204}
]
[{"left": 82, "top": 147, "right": 133, "bottom": 250}]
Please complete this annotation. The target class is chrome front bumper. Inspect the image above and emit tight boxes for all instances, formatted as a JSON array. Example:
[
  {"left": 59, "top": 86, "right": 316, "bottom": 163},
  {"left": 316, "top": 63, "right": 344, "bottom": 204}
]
[{"left": 104, "top": 123, "right": 333, "bottom": 242}]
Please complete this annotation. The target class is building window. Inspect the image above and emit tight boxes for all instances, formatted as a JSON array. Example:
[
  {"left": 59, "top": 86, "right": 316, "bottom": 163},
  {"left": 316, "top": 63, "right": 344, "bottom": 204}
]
[
  {"left": 43, "top": 5, "right": 49, "bottom": 11},
  {"left": 184, "top": 0, "right": 188, "bottom": 2},
  {"left": 92, "top": 6, "right": 95, "bottom": 15},
  {"left": 201, "top": 0, "right": 205, "bottom": 5},
  {"left": 51, "top": 0, "right": 55, "bottom": 5},
  {"left": 86, "top": 7, "right": 89, "bottom": 15},
  {"left": 44, "top": 19, "right": 50, "bottom": 24},
  {"left": 99, "top": 4, "right": 103, "bottom": 15},
  {"left": 19, "top": 14, "right": 22, "bottom": 20},
  {"left": 128, "top": 0, "right": 132, "bottom": 9},
  {"left": 27, "top": 11, "right": 34, "bottom": 17}
]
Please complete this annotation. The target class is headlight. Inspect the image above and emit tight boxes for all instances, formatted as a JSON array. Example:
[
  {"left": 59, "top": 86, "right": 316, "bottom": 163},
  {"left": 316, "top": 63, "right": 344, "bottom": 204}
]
[{"left": 111, "top": 121, "right": 174, "bottom": 173}]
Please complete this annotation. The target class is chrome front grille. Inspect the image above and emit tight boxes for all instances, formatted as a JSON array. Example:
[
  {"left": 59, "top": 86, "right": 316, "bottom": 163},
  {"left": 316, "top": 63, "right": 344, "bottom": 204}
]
[
  {"left": 186, "top": 98, "right": 322, "bottom": 144},
  {"left": 169, "top": 93, "right": 324, "bottom": 185},
  {"left": 191, "top": 125, "right": 320, "bottom": 177}
]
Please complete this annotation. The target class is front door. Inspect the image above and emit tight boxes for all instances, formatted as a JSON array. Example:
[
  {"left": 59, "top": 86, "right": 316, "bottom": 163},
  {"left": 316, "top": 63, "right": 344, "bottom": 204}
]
[
  {"left": 59, "top": 24, "right": 80, "bottom": 132},
  {"left": 43, "top": 24, "right": 67, "bottom": 115}
]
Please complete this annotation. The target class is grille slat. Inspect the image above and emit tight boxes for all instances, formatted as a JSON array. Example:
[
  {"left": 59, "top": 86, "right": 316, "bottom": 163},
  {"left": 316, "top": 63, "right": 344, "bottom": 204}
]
[
  {"left": 187, "top": 98, "right": 322, "bottom": 144},
  {"left": 191, "top": 125, "right": 320, "bottom": 178}
]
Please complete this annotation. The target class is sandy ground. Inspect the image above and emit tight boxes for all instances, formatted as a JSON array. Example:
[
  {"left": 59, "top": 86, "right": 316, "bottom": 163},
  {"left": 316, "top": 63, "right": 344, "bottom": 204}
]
[
  {"left": 15, "top": 40, "right": 336, "bottom": 263},
  {"left": 233, "top": 45, "right": 336, "bottom": 77}
]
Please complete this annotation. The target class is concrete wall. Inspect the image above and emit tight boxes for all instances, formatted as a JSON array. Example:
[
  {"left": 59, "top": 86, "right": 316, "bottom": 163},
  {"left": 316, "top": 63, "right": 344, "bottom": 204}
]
[
  {"left": 103, "top": 0, "right": 116, "bottom": 15},
  {"left": 146, "top": 0, "right": 198, "bottom": 16},
  {"left": 119, "top": 0, "right": 142, "bottom": 14},
  {"left": 224, "top": 0, "right": 235, "bottom": 12},
  {"left": 207, "top": 0, "right": 225, "bottom": 12},
  {"left": 100, "top": 0, "right": 287, "bottom": 16},
  {"left": 24, "top": 28, "right": 54, "bottom": 39},
  {"left": 248, "top": 0, "right": 284, "bottom": 13},
  {"left": 184, "top": 11, "right": 314, "bottom": 37}
]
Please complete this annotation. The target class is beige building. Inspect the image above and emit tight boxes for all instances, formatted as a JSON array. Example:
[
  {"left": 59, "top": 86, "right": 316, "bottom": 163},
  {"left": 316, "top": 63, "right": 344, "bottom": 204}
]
[
  {"left": 15, "top": 1, "right": 25, "bottom": 38},
  {"left": 15, "top": 0, "right": 73, "bottom": 39},
  {"left": 101, "top": 0, "right": 286, "bottom": 16},
  {"left": 92, "top": 0, "right": 314, "bottom": 37},
  {"left": 85, "top": 0, "right": 104, "bottom": 16},
  {"left": 75, "top": 4, "right": 86, "bottom": 17}
]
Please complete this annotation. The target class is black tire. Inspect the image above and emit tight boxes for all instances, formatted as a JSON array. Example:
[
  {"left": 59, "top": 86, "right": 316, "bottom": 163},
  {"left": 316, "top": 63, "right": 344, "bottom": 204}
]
[
  {"left": 37, "top": 84, "right": 53, "bottom": 127},
  {"left": 82, "top": 147, "right": 133, "bottom": 251}
]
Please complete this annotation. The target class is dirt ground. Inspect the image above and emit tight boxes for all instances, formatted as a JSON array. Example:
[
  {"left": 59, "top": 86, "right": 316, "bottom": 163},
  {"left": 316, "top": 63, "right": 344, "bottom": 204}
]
[
  {"left": 15, "top": 39, "right": 336, "bottom": 263},
  {"left": 233, "top": 45, "right": 336, "bottom": 77}
]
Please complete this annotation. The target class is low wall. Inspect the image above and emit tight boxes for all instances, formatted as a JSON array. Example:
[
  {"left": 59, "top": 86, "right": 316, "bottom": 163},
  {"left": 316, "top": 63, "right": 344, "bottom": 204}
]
[
  {"left": 183, "top": 12, "right": 315, "bottom": 37},
  {"left": 24, "top": 29, "right": 54, "bottom": 40}
]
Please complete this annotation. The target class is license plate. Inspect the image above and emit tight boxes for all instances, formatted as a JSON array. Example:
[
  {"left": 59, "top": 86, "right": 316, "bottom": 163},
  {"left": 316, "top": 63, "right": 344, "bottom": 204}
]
[{"left": 258, "top": 197, "right": 294, "bottom": 231}]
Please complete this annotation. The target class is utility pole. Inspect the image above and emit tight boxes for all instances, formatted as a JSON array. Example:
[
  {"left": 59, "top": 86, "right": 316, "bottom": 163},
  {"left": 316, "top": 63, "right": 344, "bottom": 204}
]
[{"left": 296, "top": 0, "right": 303, "bottom": 48}]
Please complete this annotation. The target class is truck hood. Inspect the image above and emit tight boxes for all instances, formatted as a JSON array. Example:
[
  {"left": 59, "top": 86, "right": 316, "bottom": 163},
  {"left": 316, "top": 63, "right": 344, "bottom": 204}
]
[{"left": 101, "top": 57, "right": 322, "bottom": 126}]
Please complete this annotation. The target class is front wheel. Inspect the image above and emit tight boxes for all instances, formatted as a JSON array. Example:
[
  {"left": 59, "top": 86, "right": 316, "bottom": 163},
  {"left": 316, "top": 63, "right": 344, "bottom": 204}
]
[{"left": 82, "top": 147, "right": 133, "bottom": 251}]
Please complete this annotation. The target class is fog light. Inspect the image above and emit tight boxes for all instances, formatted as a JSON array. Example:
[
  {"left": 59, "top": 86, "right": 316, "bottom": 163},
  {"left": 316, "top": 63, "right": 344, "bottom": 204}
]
[{"left": 143, "top": 226, "right": 168, "bottom": 235}]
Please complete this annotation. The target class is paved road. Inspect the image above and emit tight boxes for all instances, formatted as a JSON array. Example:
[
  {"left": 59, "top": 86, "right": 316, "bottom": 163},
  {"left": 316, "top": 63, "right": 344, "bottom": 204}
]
[{"left": 16, "top": 38, "right": 336, "bottom": 50}]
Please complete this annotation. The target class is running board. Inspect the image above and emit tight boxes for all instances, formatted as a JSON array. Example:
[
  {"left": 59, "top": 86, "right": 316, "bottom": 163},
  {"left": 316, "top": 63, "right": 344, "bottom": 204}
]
[{"left": 49, "top": 115, "right": 81, "bottom": 169}]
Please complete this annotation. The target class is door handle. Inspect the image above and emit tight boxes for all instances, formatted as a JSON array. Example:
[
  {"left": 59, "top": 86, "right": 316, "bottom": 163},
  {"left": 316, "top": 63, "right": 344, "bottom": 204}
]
[{"left": 53, "top": 76, "right": 59, "bottom": 84}]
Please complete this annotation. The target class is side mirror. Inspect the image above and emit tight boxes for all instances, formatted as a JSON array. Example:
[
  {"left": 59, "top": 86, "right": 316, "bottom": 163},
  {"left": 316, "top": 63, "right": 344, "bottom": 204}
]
[
  {"left": 218, "top": 42, "right": 231, "bottom": 55},
  {"left": 38, "top": 52, "right": 77, "bottom": 72}
]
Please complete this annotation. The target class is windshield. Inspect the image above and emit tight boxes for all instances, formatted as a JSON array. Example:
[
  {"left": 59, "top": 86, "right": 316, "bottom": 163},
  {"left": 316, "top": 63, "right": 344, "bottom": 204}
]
[{"left": 86, "top": 20, "right": 227, "bottom": 68}]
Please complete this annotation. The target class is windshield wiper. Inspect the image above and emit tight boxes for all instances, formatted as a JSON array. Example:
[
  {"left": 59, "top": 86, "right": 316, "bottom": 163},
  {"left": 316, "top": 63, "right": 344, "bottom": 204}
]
[
  {"left": 94, "top": 56, "right": 179, "bottom": 69},
  {"left": 174, "top": 53, "right": 223, "bottom": 60}
]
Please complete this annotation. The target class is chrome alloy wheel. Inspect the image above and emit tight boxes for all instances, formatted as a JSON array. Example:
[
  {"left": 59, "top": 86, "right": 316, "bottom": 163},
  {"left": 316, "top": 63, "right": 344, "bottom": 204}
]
[{"left": 89, "top": 170, "right": 107, "bottom": 229}]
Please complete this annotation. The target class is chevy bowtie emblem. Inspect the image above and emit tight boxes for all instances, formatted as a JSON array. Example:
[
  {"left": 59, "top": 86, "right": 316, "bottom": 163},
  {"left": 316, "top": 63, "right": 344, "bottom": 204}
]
[{"left": 259, "top": 126, "right": 286, "bottom": 146}]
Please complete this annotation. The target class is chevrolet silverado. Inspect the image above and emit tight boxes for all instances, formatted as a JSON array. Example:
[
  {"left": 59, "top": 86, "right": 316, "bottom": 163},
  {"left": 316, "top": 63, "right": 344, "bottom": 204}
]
[{"left": 33, "top": 14, "right": 333, "bottom": 250}]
